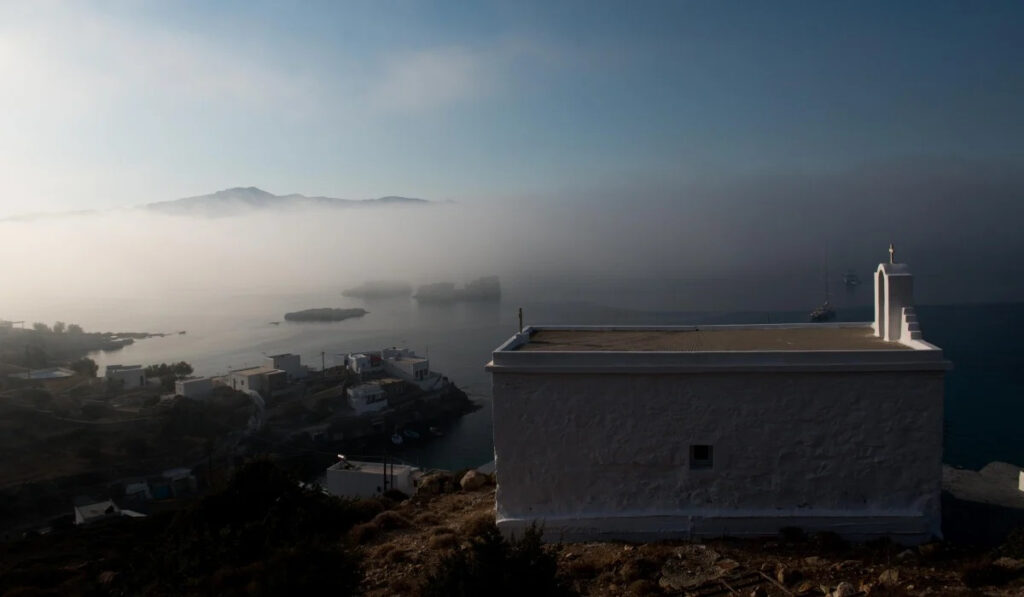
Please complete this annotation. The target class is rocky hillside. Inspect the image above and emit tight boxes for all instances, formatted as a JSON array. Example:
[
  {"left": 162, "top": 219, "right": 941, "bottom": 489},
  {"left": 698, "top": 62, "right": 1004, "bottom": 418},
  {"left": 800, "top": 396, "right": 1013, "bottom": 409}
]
[{"left": 3, "top": 463, "right": 1024, "bottom": 596}]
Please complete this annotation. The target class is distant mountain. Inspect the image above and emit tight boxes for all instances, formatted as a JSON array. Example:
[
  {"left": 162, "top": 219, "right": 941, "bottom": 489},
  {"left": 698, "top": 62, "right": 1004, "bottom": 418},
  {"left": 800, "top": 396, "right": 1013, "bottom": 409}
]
[
  {"left": 143, "top": 187, "right": 430, "bottom": 217},
  {"left": 0, "top": 187, "right": 433, "bottom": 222}
]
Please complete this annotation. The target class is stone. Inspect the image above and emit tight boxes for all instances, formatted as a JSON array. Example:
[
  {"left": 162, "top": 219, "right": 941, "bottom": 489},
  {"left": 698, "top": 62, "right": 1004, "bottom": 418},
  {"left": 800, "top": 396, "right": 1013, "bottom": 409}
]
[
  {"left": 793, "top": 579, "right": 817, "bottom": 595},
  {"left": 750, "top": 587, "right": 768, "bottom": 597},
  {"left": 993, "top": 556, "right": 1024, "bottom": 571},
  {"left": 459, "top": 470, "right": 488, "bottom": 491},
  {"left": 878, "top": 568, "right": 900, "bottom": 586},
  {"left": 416, "top": 472, "right": 456, "bottom": 495},
  {"left": 896, "top": 548, "right": 915, "bottom": 561},
  {"left": 716, "top": 558, "right": 740, "bottom": 572},
  {"left": 831, "top": 582, "right": 856, "bottom": 597},
  {"left": 804, "top": 556, "right": 824, "bottom": 566},
  {"left": 777, "top": 566, "right": 803, "bottom": 585}
]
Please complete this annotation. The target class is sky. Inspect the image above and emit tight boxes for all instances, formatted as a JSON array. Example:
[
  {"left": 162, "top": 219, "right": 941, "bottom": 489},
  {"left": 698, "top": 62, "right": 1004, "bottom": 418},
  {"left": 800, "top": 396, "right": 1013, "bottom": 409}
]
[{"left": 1, "top": 0, "right": 1022, "bottom": 216}]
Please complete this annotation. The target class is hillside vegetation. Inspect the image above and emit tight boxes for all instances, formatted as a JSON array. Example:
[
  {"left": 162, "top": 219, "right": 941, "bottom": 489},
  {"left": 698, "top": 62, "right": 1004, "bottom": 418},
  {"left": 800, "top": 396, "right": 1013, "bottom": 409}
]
[{"left": 3, "top": 462, "right": 1024, "bottom": 595}]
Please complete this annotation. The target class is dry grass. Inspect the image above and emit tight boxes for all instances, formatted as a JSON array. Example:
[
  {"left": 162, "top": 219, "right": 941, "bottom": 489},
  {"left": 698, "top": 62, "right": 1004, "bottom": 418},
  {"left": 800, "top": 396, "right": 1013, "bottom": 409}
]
[{"left": 355, "top": 483, "right": 1024, "bottom": 597}]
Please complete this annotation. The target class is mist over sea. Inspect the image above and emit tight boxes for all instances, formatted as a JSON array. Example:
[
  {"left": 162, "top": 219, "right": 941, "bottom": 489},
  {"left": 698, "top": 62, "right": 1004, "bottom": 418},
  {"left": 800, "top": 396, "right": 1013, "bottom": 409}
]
[{"left": 4, "top": 275, "right": 1019, "bottom": 472}]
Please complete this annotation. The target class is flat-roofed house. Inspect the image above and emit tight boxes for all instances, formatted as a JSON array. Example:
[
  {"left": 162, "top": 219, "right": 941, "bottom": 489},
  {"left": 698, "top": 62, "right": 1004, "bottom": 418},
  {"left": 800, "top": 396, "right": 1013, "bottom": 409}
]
[
  {"left": 227, "top": 366, "right": 286, "bottom": 398},
  {"left": 175, "top": 377, "right": 213, "bottom": 399},
  {"left": 106, "top": 365, "right": 146, "bottom": 389},
  {"left": 486, "top": 256, "right": 950, "bottom": 544},
  {"left": 347, "top": 382, "right": 388, "bottom": 415},
  {"left": 264, "top": 353, "right": 306, "bottom": 380},
  {"left": 325, "top": 458, "right": 418, "bottom": 498}
]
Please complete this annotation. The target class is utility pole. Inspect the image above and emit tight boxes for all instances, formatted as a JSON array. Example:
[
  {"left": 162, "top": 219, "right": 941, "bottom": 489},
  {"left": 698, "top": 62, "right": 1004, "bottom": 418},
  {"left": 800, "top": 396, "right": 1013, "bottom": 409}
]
[
  {"left": 518, "top": 307, "right": 523, "bottom": 333},
  {"left": 321, "top": 351, "right": 325, "bottom": 376}
]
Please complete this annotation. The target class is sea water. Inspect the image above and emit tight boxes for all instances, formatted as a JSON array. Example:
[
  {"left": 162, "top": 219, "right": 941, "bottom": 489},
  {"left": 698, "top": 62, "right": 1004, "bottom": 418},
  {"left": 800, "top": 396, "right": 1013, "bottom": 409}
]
[{"left": 6, "top": 279, "right": 1020, "bottom": 471}]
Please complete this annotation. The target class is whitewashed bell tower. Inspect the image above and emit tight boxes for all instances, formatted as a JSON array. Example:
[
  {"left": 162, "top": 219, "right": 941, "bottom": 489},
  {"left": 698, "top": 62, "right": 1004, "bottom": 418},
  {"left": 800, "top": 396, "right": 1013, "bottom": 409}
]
[{"left": 873, "top": 244, "right": 921, "bottom": 343}]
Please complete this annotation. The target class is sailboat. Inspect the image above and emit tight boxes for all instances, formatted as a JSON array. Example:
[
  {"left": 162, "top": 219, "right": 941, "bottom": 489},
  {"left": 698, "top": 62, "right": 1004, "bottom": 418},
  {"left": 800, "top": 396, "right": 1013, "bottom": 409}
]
[{"left": 810, "top": 255, "right": 837, "bottom": 322}]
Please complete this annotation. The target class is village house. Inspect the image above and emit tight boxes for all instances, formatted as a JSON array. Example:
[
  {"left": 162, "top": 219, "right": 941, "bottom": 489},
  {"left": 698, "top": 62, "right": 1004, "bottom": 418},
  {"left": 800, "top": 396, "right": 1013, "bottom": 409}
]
[
  {"left": 325, "top": 456, "right": 418, "bottom": 498},
  {"left": 174, "top": 376, "right": 213, "bottom": 399},
  {"left": 264, "top": 353, "right": 306, "bottom": 380},
  {"left": 72, "top": 498, "right": 145, "bottom": 525},
  {"left": 486, "top": 254, "right": 950, "bottom": 544},
  {"left": 226, "top": 366, "right": 286, "bottom": 398},
  {"left": 345, "top": 347, "right": 449, "bottom": 391},
  {"left": 346, "top": 381, "right": 388, "bottom": 415},
  {"left": 105, "top": 364, "right": 146, "bottom": 389}
]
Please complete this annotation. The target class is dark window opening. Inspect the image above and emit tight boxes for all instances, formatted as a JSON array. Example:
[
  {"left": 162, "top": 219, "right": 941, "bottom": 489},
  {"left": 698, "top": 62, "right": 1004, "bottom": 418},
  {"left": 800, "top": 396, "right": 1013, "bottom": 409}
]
[{"left": 690, "top": 444, "right": 713, "bottom": 469}]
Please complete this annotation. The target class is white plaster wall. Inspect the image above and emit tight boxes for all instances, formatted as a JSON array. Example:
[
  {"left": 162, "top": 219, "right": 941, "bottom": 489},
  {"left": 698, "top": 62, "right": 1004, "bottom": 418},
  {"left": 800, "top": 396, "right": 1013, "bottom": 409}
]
[
  {"left": 265, "top": 354, "right": 303, "bottom": 379},
  {"left": 176, "top": 377, "right": 212, "bottom": 399},
  {"left": 492, "top": 370, "right": 943, "bottom": 543}
]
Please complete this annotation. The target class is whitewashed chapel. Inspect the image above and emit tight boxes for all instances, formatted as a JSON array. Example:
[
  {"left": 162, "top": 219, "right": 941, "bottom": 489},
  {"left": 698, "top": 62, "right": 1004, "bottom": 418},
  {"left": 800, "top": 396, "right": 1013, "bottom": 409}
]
[{"left": 487, "top": 253, "right": 949, "bottom": 543}]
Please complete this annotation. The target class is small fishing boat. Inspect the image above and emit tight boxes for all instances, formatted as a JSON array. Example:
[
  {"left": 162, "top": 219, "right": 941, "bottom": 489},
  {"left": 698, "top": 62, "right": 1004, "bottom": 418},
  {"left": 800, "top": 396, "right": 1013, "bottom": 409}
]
[
  {"left": 429, "top": 426, "right": 443, "bottom": 437},
  {"left": 810, "top": 301, "right": 837, "bottom": 322},
  {"left": 390, "top": 433, "right": 404, "bottom": 446},
  {"left": 810, "top": 253, "right": 838, "bottom": 322},
  {"left": 402, "top": 428, "right": 421, "bottom": 440}
]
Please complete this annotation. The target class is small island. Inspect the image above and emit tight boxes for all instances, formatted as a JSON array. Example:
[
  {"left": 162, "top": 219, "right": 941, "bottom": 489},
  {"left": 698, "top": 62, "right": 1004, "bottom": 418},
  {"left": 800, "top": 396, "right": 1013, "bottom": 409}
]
[{"left": 283, "top": 308, "right": 368, "bottom": 322}]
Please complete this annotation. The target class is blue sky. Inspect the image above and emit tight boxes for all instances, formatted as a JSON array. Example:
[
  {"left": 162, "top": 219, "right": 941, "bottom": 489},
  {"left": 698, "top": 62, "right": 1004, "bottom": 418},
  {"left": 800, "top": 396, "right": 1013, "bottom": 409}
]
[{"left": 1, "top": 1, "right": 1021, "bottom": 215}]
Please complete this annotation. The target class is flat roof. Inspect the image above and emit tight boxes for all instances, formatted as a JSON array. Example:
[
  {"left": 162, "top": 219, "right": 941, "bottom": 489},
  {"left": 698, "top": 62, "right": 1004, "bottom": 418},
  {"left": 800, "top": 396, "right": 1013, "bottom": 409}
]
[
  {"left": 516, "top": 326, "right": 908, "bottom": 352},
  {"left": 328, "top": 461, "right": 416, "bottom": 474},
  {"left": 230, "top": 366, "right": 284, "bottom": 375}
]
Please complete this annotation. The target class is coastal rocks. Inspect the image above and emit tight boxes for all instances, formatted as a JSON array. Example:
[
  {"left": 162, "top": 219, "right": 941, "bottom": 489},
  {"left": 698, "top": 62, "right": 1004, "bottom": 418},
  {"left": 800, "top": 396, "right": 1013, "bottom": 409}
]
[{"left": 459, "top": 470, "right": 488, "bottom": 491}]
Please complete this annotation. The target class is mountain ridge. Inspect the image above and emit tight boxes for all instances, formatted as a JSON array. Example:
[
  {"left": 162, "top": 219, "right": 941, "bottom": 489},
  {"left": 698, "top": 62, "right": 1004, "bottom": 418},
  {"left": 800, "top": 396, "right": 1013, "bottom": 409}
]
[
  {"left": 143, "top": 186, "right": 430, "bottom": 216},
  {"left": 0, "top": 187, "right": 431, "bottom": 221}
]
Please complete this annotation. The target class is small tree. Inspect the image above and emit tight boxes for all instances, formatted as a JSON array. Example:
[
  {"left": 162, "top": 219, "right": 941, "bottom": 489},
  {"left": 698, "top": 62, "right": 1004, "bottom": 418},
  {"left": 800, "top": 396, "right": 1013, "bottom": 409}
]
[
  {"left": 32, "top": 322, "right": 50, "bottom": 333},
  {"left": 67, "top": 323, "right": 83, "bottom": 334},
  {"left": 70, "top": 357, "right": 98, "bottom": 378},
  {"left": 52, "top": 321, "right": 66, "bottom": 334}
]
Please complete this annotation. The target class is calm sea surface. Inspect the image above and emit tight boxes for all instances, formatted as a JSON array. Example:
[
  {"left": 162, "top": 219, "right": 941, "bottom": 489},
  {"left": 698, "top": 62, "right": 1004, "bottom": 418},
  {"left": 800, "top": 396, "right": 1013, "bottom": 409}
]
[{"left": 7, "top": 277, "right": 1019, "bottom": 471}]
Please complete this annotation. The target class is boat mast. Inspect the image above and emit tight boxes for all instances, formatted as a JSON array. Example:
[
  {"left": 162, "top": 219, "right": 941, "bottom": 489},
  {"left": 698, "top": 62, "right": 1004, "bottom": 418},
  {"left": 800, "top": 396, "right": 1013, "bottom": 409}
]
[{"left": 824, "top": 250, "right": 831, "bottom": 304}]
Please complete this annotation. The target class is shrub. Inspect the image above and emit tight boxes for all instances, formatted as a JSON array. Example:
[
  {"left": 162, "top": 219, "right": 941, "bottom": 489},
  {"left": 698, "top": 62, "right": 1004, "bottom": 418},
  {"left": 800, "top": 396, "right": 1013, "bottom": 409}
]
[
  {"left": 133, "top": 460, "right": 370, "bottom": 593},
  {"left": 428, "top": 532, "right": 458, "bottom": 550},
  {"left": 961, "top": 559, "right": 1017, "bottom": 587},
  {"left": 420, "top": 524, "right": 573, "bottom": 597},
  {"left": 461, "top": 512, "right": 496, "bottom": 538}
]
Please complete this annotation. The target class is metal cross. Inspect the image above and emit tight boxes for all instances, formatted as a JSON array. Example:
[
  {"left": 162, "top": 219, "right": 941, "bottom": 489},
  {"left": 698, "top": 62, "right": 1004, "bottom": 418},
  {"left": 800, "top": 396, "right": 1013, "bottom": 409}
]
[{"left": 888, "top": 243, "right": 895, "bottom": 264}]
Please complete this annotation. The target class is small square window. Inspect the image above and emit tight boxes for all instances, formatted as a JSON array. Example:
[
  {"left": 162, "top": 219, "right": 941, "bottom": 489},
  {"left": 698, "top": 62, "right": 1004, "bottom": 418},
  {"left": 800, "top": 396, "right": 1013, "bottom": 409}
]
[{"left": 690, "top": 444, "right": 713, "bottom": 469}]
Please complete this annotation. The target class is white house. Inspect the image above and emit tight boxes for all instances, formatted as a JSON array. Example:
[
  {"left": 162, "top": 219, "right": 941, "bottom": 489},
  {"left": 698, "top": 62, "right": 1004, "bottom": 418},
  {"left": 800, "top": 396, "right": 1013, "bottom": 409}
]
[
  {"left": 486, "top": 255, "right": 950, "bottom": 544},
  {"left": 226, "top": 366, "right": 286, "bottom": 398},
  {"left": 347, "top": 382, "right": 388, "bottom": 415},
  {"left": 325, "top": 457, "right": 418, "bottom": 498},
  {"left": 105, "top": 365, "right": 146, "bottom": 389},
  {"left": 264, "top": 353, "right": 306, "bottom": 380},
  {"left": 175, "top": 377, "right": 213, "bottom": 399},
  {"left": 346, "top": 347, "right": 447, "bottom": 391},
  {"left": 383, "top": 352, "right": 430, "bottom": 382},
  {"left": 73, "top": 499, "right": 144, "bottom": 525},
  {"left": 346, "top": 352, "right": 383, "bottom": 375}
]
